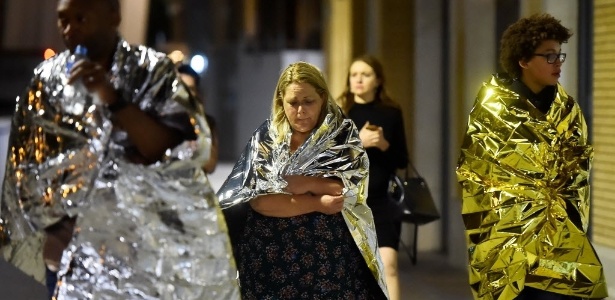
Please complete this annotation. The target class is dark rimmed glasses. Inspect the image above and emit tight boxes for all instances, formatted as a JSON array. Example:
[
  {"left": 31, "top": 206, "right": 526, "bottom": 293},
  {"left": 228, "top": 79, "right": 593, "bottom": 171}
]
[{"left": 533, "top": 53, "right": 566, "bottom": 64}]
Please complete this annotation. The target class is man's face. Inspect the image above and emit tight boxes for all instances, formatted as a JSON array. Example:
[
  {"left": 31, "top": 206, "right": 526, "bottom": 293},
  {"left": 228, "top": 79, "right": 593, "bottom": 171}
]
[{"left": 57, "top": 0, "right": 119, "bottom": 55}]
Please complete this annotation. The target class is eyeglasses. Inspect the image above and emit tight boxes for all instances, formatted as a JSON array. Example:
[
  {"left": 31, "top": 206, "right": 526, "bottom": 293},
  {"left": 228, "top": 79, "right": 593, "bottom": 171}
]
[{"left": 533, "top": 53, "right": 566, "bottom": 64}]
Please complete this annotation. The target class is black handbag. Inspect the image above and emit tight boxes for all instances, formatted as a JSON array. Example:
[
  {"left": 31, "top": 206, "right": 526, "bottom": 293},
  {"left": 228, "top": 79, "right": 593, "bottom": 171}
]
[{"left": 388, "top": 162, "right": 440, "bottom": 225}]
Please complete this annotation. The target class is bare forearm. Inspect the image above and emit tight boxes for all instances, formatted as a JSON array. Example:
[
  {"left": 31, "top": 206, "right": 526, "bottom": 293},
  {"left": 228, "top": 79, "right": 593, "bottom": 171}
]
[
  {"left": 306, "top": 177, "right": 343, "bottom": 195},
  {"left": 250, "top": 193, "right": 318, "bottom": 217},
  {"left": 95, "top": 84, "right": 185, "bottom": 163},
  {"left": 112, "top": 105, "right": 183, "bottom": 163},
  {"left": 286, "top": 175, "right": 344, "bottom": 195}
]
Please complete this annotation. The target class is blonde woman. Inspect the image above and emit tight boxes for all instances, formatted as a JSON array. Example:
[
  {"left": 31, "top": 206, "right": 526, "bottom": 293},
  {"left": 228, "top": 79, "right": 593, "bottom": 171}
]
[{"left": 218, "top": 62, "right": 388, "bottom": 299}]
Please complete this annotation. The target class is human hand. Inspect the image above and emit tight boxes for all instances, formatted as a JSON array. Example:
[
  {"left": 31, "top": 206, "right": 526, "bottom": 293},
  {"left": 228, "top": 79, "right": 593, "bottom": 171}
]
[
  {"left": 284, "top": 175, "right": 313, "bottom": 195},
  {"left": 316, "top": 194, "right": 345, "bottom": 215},
  {"left": 67, "top": 59, "right": 116, "bottom": 104},
  {"left": 359, "top": 121, "right": 389, "bottom": 151}
]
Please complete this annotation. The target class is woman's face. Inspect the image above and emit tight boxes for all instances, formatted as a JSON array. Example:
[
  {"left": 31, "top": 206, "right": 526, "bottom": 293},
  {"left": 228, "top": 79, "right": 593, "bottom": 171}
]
[
  {"left": 349, "top": 60, "right": 380, "bottom": 101},
  {"left": 283, "top": 82, "right": 324, "bottom": 134},
  {"left": 521, "top": 39, "right": 564, "bottom": 92}
]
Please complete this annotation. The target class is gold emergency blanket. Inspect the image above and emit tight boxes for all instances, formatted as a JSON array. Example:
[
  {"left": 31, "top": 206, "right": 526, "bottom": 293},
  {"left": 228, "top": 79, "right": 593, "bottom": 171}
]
[
  {"left": 0, "top": 39, "right": 239, "bottom": 299},
  {"left": 456, "top": 75, "right": 608, "bottom": 299},
  {"left": 217, "top": 102, "right": 388, "bottom": 297}
]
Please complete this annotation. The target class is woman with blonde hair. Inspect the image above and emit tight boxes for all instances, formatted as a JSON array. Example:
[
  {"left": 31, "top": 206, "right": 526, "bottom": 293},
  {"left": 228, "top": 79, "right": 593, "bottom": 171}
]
[{"left": 218, "top": 62, "right": 388, "bottom": 299}]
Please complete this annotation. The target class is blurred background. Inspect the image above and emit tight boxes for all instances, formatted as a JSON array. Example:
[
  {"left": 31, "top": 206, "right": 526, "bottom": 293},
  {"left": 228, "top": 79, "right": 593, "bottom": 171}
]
[{"left": 1, "top": 0, "right": 615, "bottom": 298}]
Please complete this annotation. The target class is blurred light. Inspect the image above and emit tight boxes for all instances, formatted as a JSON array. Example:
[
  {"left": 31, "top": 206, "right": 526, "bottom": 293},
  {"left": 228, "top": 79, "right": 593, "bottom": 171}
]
[
  {"left": 190, "top": 54, "right": 208, "bottom": 74},
  {"left": 168, "top": 50, "right": 185, "bottom": 63},
  {"left": 44, "top": 48, "right": 56, "bottom": 60}
]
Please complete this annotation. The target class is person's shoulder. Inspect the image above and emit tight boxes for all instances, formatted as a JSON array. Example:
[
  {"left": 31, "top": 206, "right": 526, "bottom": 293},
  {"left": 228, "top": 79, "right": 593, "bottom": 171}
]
[
  {"left": 141, "top": 45, "right": 169, "bottom": 61},
  {"left": 258, "top": 119, "right": 271, "bottom": 133},
  {"left": 483, "top": 73, "right": 515, "bottom": 91},
  {"left": 251, "top": 119, "right": 273, "bottom": 142},
  {"left": 555, "top": 83, "right": 572, "bottom": 100},
  {"left": 476, "top": 73, "right": 517, "bottom": 100},
  {"left": 205, "top": 114, "right": 217, "bottom": 129},
  {"left": 124, "top": 41, "right": 174, "bottom": 69},
  {"left": 373, "top": 101, "right": 403, "bottom": 118},
  {"left": 32, "top": 50, "right": 69, "bottom": 78}
]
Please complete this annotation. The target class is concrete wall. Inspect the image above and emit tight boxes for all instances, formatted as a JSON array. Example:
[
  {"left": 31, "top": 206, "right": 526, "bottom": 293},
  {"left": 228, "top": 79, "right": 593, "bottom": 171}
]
[
  {"left": 2, "top": 0, "right": 61, "bottom": 50},
  {"left": 119, "top": 0, "right": 151, "bottom": 45},
  {"left": 411, "top": 0, "right": 444, "bottom": 253},
  {"left": 234, "top": 51, "right": 324, "bottom": 157},
  {"left": 0, "top": 117, "right": 10, "bottom": 183},
  {"left": 445, "top": 0, "right": 498, "bottom": 269}
]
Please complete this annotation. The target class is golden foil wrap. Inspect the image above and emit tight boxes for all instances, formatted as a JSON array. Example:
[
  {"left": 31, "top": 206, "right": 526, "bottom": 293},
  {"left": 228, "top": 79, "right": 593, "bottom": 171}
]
[
  {"left": 0, "top": 39, "right": 239, "bottom": 299},
  {"left": 456, "top": 75, "right": 608, "bottom": 299},
  {"left": 217, "top": 102, "right": 389, "bottom": 297}
]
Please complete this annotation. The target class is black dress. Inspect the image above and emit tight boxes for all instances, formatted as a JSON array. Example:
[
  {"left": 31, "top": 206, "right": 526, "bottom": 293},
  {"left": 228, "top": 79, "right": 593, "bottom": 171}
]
[
  {"left": 348, "top": 101, "right": 409, "bottom": 249},
  {"left": 237, "top": 208, "right": 386, "bottom": 300}
]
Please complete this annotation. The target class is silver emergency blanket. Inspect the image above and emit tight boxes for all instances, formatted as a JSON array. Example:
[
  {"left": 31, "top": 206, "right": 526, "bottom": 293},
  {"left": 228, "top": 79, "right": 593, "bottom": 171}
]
[
  {"left": 0, "top": 39, "right": 239, "bottom": 299},
  {"left": 217, "top": 101, "right": 389, "bottom": 297}
]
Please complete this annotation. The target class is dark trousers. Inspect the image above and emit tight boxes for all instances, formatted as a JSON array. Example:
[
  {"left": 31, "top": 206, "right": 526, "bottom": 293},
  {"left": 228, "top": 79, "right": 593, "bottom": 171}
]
[
  {"left": 516, "top": 287, "right": 583, "bottom": 300},
  {"left": 45, "top": 267, "right": 57, "bottom": 299}
]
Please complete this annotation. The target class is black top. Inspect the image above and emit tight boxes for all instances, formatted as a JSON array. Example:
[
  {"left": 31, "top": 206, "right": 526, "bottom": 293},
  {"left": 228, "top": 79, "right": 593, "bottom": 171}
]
[
  {"left": 348, "top": 101, "right": 408, "bottom": 208},
  {"left": 509, "top": 80, "right": 556, "bottom": 114}
]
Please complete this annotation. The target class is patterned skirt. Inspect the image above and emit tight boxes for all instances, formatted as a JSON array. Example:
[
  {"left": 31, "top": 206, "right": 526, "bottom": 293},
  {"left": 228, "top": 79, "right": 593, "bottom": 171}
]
[{"left": 237, "top": 209, "right": 386, "bottom": 300}]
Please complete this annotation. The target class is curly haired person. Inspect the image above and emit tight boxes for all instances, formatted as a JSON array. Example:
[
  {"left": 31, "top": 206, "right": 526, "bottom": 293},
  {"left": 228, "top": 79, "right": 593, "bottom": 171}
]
[{"left": 457, "top": 13, "right": 608, "bottom": 300}]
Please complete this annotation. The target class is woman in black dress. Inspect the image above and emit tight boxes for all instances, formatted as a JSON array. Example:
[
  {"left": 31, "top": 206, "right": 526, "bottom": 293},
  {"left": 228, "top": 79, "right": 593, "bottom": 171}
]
[
  {"left": 217, "top": 62, "right": 389, "bottom": 299},
  {"left": 337, "top": 55, "right": 409, "bottom": 300}
]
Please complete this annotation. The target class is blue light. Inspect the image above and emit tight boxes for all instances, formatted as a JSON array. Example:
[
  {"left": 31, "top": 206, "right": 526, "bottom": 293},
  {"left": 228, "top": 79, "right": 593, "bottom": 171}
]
[{"left": 190, "top": 54, "right": 208, "bottom": 74}]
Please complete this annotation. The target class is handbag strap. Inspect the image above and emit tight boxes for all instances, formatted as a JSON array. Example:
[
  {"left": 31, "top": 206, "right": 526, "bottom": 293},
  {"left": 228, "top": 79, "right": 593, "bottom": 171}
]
[{"left": 405, "top": 159, "right": 420, "bottom": 179}]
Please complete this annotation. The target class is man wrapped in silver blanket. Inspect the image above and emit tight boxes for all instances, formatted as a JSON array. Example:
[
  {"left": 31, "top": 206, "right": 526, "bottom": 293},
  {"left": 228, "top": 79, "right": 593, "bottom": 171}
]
[{"left": 0, "top": 0, "right": 239, "bottom": 299}]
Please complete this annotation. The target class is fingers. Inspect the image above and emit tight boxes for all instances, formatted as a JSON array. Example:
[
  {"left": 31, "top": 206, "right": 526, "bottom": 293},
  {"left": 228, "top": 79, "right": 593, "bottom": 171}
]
[
  {"left": 67, "top": 60, "right": 105, "bottom": 85},
  {"left": 363, "top": 121, "right": 382, "bottom": 132},
  {"left": 323, "top": 195, "right": 344, "bottom": 214},
  {"left": 331, "top": 194, "right": 344, "bottom": 202}
]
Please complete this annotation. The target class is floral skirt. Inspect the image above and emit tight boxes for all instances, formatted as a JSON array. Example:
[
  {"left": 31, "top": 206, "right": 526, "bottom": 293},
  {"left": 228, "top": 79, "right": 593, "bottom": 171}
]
[{"left": 237, "top": 209, "right": 385, "bottom": 300}]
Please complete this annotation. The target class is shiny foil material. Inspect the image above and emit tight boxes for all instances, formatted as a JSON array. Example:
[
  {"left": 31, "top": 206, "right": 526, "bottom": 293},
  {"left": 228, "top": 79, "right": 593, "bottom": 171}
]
[
  {"left": 456, "top": 75, "right": 608, "bottom": 300},
  {"left": 0, "top": 39, "right": 239, "bottom": 299},
  {"left": 217, "top": 102, "right": 389, "bottom": 297}
]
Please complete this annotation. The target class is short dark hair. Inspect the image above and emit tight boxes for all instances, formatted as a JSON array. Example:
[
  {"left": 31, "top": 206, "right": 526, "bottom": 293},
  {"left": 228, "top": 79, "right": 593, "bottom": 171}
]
[
  {"left": 499, "top": 13, "right": 572, "bottom": 78},
  {"left": 58, "top": 0, "right": 119, "bottom": 11},
  {"left": 109, "top": 0, "right": 121, "bottom": 11},
  {"left": 90, "top": 0, "right": 119, "bottom": 11},
  {"left": 177, "top": 64, "right": 200, "bottom": 85}
]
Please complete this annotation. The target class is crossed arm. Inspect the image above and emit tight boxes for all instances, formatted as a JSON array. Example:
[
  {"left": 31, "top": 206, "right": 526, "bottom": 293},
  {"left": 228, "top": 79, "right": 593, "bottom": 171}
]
[
  {"left": 69, "top": 59, "right": 187, "bottom": 164},
  {"left": 249, "top": 175, "right": 345, "bottom": 217}
]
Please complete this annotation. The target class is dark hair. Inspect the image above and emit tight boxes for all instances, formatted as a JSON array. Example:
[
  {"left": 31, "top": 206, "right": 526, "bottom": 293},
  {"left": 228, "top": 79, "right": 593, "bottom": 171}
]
[
  {"left": 108, "top": 0, "right": 120, "bottom": 11},
  {"left": 177, "top": 64, "right": 200, "bottom": 86},
  {"left": 336, "top": 54, "right": 399, "bottom": 115},
  {"left": 90, "top": 0, "right": 120, "bottom": 11},
  {"left": 499, "top": 13, "right": 572, "bottom": 79}
]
